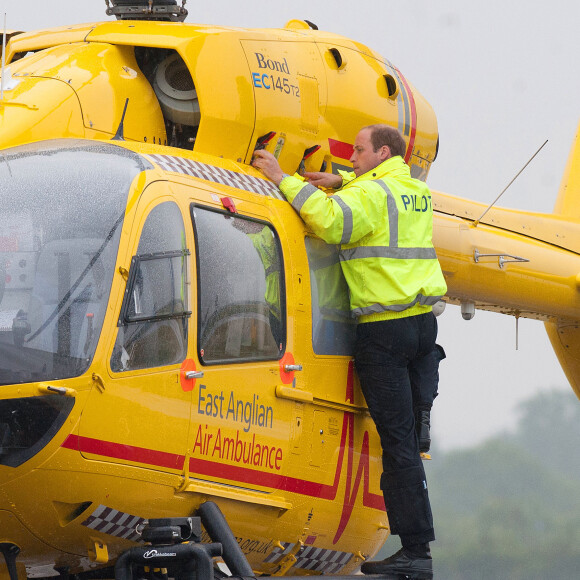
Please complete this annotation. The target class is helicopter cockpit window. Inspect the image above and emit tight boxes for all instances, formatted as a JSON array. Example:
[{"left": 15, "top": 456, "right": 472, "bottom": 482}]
[
  {"left": 0, "top": 140, "right": 148, "bottom": 385},
  {"left": 112, "top": 201, "right": 190, "bottom": 372},
  {"left": 192, "top": 206, "right": 284, "bottom": 364},
  {"left": 304, "top": 237, "right": 356, "bottom": 356}
]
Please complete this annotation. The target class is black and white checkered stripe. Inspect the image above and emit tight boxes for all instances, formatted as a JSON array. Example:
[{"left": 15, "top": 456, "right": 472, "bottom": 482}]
[
  {"left": 81, "top": 505, "right": 145, "bottom": 542},
  {"left": 146, "top": 154, "right": 285, "bottom": 200},
  {"left": 264, "top": 542, "right": 353, "bottom": 574},
  {"left": 81, "top": 506, "right": 352, "bottom": 572}
]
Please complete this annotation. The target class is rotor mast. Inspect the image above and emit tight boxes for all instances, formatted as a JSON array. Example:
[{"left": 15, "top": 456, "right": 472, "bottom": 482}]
[{"left": 105, "top": 0, "right": 188, "bottom": 22}]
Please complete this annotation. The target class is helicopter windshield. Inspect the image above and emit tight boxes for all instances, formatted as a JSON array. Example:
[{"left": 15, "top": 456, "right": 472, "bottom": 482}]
[{"left": 0, "top": 140, "right": 151, "bottom": 385}]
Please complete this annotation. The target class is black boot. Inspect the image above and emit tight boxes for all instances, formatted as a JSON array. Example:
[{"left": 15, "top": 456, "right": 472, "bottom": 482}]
[
  {"left": 360, "top": 546, "right": 432, "bottom": 578},
  {"left": 416, "top": 410, "right": 431, "bottom": 453}
]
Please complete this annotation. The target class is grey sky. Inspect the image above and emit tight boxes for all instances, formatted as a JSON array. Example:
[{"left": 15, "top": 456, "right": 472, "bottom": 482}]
[{"left": 4, "top": 0, "right": 579, "bottom": 449}]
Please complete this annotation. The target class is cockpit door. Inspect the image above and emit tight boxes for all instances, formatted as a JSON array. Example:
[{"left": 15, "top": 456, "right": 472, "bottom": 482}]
[{"left": 78, "top": 183, "right": 193, "bottom": 476}]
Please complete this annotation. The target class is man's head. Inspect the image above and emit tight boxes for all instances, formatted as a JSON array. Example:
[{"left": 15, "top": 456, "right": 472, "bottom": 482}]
[{"left": 350, "top": 124, "right": 406, "bottom": 177}]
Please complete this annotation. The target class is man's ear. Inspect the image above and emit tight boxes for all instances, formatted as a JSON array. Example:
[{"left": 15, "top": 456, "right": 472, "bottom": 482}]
[{"left": 380, "top": 145, "right": 392, "bottom": 161}]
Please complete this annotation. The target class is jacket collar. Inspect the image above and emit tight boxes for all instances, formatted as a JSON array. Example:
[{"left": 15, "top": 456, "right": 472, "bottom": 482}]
[{"left": 357, "top": 155, "right": 410, "bottom": 181}]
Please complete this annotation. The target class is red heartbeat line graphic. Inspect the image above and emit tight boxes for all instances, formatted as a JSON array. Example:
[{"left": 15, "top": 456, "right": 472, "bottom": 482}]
[
  {"left": 62, "top": 362, "right": 385, "bottom": 542},
  {"left": 332, "top": 360, "right": 384, "bottom": 543}
]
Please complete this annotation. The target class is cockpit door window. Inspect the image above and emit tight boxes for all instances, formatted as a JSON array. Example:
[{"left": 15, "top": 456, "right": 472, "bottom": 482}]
[
  {"left": 191, "top": 205, "right": 285, "bottom": 364},
  {"left": 111, "top": 201, "right": 190, "bottom": 372}
]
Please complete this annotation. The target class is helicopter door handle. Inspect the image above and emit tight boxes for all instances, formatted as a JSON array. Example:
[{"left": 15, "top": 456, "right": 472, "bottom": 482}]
[
  {"left": 37, "top": 384, "right": 76, "bottom": 397},
  {"left": 284, "top": 364, "right": 303, "bottom": 372},
  {"left": 186, "top": 371, "right": 204, "bottom": 379}
]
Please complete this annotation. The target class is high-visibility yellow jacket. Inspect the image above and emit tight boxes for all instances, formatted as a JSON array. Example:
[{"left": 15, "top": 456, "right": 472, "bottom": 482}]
[
  {"left": 248, "top": 226, "right": 281, "bottom": 320},
  {"left": 279, "top": 155, "right": 447, "bottom": 321}
]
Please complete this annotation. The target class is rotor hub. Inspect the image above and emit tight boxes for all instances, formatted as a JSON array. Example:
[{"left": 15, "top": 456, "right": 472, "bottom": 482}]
[{"left": 105, "top": 0, "right": 188, "bottom": 22}]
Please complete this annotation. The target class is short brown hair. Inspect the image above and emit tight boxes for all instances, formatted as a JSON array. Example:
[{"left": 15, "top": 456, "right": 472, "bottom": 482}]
[{"left": 364, "top": 124, "right": 407, "bottom": 158}]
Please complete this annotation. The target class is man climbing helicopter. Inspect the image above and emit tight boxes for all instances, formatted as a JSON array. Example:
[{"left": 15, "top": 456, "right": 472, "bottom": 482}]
[{"left": 253, "top": 124, "right": 447, "bottom": 579}]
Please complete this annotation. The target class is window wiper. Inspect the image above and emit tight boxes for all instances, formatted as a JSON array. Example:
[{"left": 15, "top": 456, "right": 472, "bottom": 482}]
[{"left": 26, "top": 211, "right": 125, "bottom": 343}]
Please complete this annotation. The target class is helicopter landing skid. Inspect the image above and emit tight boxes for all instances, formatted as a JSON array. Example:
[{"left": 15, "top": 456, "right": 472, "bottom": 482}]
[{"left": 364, "top": 575, "right": 433, "bottom": 580}]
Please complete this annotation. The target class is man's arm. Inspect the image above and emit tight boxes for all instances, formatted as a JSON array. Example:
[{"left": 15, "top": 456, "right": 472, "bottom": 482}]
[
  {"left": 302, "top": 171, "right": 343, "bottom": 189},
  {"left": 252, "top": 151, "right": 342, "bottom": 189},
  {"left": 252, "top": 150, "right": 372, "bottom": 245},
  {"left": 252, "top": 150, "right": 286, "bottom": 186}
]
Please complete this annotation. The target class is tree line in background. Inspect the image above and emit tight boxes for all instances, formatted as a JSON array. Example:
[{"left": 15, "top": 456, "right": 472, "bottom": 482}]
[{"left": 376, "top": 388, "right": 580, "bottom": 579}]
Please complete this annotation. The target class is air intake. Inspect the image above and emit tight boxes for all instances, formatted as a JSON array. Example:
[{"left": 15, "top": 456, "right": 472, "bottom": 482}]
[{"left": 153, "top": 53, "right": 200, "bottom": 126}]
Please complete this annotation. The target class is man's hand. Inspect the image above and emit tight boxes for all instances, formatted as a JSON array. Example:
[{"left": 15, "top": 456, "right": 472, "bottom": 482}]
[
  {"left": 252, "top": 150, "right": 285, "bottom": 186},
  {"left": 303, "top": 171, "right": 343, "bottom": 189}
]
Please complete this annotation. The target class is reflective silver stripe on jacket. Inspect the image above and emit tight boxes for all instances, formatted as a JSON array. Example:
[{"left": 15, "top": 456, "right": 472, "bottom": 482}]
[
  {"left": 329, "top": 195, "right": 353, "bottom": 245},
  {"left": 291, "top": 183, "right": 352, "bottom": 243},
  {"left": 374, "top": 180, "right": 399, "bottom": 247},
  {"left": 352, "top": 294, "right": 444, "bottom": 317},
  {"left": 339, "top": 179, "right": 436, "bottom": 261},
  {"left": 291, "top": 183, "right": 318, "bottom": 213},
  {"left": 340, "top": 246, "right": 437, "bottom": 261}
]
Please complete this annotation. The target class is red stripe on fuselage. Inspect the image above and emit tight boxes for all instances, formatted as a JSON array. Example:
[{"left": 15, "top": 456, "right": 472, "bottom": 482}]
[
  {"left": 61, "top": 425, "right": 384, "bottom": 517},
  {"left": 61, "top": 434, "right": 185, "bottom": 471},
  {"left": 394, "top": 66, "right": 417, "bottom": 163},
  {"left": 328, "top": 138, "right": 354, "bottom": 161}
]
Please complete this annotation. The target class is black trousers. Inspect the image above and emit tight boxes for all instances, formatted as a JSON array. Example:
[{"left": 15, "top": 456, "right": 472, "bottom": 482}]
[
  {"left": 412, "top": 342, "right": 446, "bottom": 414},
  {"left": 354, "top": 312, "right": 438, "bottom": 546}
]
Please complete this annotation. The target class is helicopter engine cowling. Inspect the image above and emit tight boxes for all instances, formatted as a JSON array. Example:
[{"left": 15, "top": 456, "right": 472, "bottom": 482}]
[{"left": 0, "top": 42, "right": 167, "bottom": 149}]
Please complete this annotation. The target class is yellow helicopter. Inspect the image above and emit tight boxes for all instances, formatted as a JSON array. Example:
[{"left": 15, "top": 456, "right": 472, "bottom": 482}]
[{"left": 0, "top": 1, "right": 579, "bottom": 579}]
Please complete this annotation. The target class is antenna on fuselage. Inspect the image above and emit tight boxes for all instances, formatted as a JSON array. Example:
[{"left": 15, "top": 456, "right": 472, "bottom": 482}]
[
  {"left": 472, "top": 139, "right": 548, "bottom": 228},
  {"left": 112, "top": 98, "right": 130, "bottom": 141}
]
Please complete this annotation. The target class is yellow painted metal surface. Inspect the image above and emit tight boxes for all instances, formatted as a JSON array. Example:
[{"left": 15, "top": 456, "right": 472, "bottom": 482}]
[
  {"left": 0, "top": 13, "right": 579, "bottom": 580},
  {"left": 0, "top": 139, "right": 389, "bottom": 577},
  {"left": 433, "top": 192, "right": 580, "bottom": 321},
  {"left": 2, "top": 41, "right": 166, "bottom": 146},
  {"left": 1, "top": 19, "right": 438, "bottom": 174}
]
